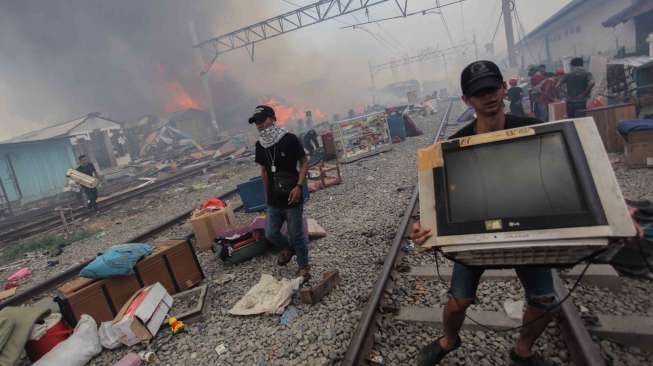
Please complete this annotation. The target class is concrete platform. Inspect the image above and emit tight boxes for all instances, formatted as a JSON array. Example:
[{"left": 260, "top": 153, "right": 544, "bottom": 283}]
[
  {"left": 407, "top": 264, "right": 621, "bottom": 292},
  {"left": 395, "top": 306, "right": 520, "bottom": 331},
  {"left": 588, "top": 315, "right": 653, "bottom": 353}
]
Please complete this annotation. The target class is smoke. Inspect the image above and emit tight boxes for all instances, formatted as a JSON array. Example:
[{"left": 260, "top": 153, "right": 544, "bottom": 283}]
[{"left": 0, "top": 0, "right": 378, "bottom": 140}]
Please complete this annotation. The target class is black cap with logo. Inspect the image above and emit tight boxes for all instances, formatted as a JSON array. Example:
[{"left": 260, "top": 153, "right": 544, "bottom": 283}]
[
  {"left": 248, "top": 105, "right": 276, "bottom": 124},
  {"left": 460, "top": 60, "right": 504, "bottom": 97}
]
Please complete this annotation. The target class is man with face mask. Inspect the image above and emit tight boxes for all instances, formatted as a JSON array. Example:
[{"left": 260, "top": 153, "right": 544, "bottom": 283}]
[
  {"left": 250, "top": 105, "right": 311, "bottom": 282},
  {"left": 411, "top": 61, "right": 557, "bottom": 366}
]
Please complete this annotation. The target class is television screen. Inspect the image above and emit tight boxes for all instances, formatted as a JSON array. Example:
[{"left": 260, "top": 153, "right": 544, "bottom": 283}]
[{"left": 444, "top": 132, "right": 587, "bottom": 223}]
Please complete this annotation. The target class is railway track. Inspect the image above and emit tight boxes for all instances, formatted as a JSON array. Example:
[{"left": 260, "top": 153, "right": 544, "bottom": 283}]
[
  {"left": 342, "top": 99, "right": 633, "bottom": 366},
  {"left": 0, "top": 187, "right": 241, "bottom": 310},
  {"left": 0, "top": 158, "right": 243, "bottom": 246}
]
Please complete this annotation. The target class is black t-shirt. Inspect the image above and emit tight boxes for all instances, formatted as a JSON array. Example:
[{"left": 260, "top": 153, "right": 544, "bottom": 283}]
[
  {"left": 449, "top": 114, "right": 542, "bottom": 139},
  {"left": 506, "top": 86, "right": 523, "bottom": 103},
  {"left": 559, "top": 70, "right": 593, "bottom": 102},
  {"left": 76, "top": 163, "right": 96, "bottom": 177},
  {"left": 255, "top": 133, "right": 306, "bottom": 208}
]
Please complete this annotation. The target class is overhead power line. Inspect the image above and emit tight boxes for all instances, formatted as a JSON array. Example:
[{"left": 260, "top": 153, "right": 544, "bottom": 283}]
[{"left": 340, "top": 0, "right": 468, "bottom": 29}]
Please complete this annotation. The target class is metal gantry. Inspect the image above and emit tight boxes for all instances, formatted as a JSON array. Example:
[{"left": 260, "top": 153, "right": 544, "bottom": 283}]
[
  {"left": 194, "top": 0, "right": 409, "bottom": 67},
  {"left": 371, "top": 42, "right": 473, "bottom": 73}
]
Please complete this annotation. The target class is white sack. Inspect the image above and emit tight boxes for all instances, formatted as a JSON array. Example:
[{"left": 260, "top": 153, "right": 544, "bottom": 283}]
[
  {"left": 33, "top": 314, "right": 102, "bottom": 366},
  {"left": 98, "top": 321, "right": 122, "bottom": 350},
  {"left": 229, "top": 274, "right": 302, "bottom": 315}
]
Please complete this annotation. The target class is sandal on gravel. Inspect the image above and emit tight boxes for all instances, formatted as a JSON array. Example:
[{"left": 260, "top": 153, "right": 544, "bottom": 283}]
[
  {"left": 509, "top": 349, "right": 556, "bottom": 366},
  {"left": 417, "top": 336, "right": 461, "bottom": 366},
  {"left": 277, "top": 248, "right": 295, "bottom": 266}
]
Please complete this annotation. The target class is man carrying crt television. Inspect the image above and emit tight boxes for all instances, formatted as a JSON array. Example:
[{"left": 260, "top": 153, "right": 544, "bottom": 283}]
[{"left": 411, "top": 60, "right": 557, "bottom": 366}]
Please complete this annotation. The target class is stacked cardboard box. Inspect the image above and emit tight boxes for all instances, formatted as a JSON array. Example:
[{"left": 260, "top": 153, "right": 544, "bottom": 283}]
[
  {"left": 190, "top": 204, "right": 236, "bottom": 251},
  {"left": 624, "top": 130, "right": 653, "bottom": 168},
  {"left": 56, "top": 239, "right": 203, "bottom": 325}
]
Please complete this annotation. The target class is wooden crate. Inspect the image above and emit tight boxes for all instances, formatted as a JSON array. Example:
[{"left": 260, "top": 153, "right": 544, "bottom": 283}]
[{"left": 584, "top": 103, "right": 636, "bottom": 153}]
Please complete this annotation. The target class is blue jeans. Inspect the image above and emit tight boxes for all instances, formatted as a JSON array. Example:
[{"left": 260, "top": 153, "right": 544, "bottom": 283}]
[
  {"left": 265, "top": 204, "right": 309, "bottom": 266},
  {"left": 448, "top": 263, "right": 558, "bottom": 310}
]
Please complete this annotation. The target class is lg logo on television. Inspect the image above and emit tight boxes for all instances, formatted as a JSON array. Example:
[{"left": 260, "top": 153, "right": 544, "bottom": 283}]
[{"left": 508, "top": 221, "right": 521, "bottom": 228}]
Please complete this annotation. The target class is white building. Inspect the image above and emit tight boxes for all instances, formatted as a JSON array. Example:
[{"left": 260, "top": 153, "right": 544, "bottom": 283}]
[{"left": 515, "top": 0, "right": 653, "bottom": 68}]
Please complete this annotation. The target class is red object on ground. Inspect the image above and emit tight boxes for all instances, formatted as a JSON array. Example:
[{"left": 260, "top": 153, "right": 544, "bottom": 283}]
[
  {"left": 590, "top": 98, "right": 604, "bottom": 109},
  {"left": 3, "top": 282, "right": 18, "bottom": 290},
  {"left": 25, "top": 319, "right": 74, "bottom": 362},
  {"left": 202, "top": 198, "right": 226, "bottom": 209},
  {"left": 7, "top": 267, "right": 31, "bottom": 282}
]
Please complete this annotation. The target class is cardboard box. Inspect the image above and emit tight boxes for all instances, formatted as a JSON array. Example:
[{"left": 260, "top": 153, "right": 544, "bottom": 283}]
[
  {"left": 112, "top": 282, "right": 173, "bottom": 346},
  {"left": 190, "top": 204, "right": 236, "bottom": 251},
  {"left": 548, "top": 101, "right": 567, "bottom": 120},
  {"left": 585, "top": 103, "right": 636, "bottom": 152},
  {"left": 624, "top": 130, "right": 653, "bottom": 168}
]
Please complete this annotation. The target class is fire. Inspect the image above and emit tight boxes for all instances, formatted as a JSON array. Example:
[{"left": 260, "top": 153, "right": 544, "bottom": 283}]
[
  {"left": 258, "top": 97, "right": 325, "bottom": 126},
  {"left": 158, "top": 64, "right": 203, "bottom": 113}
]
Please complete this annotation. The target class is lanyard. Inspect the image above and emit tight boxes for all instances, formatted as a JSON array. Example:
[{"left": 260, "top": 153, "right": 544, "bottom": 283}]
[{"left": 265, "top": 145, "right": 277, "bottom": 173}]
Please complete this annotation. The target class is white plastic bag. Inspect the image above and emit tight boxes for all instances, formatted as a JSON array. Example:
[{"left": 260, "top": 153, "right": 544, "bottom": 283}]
[
  {"left": 98, "top": 321, "right": 121, "bottom": 350},
  {"left": 229, "top": 274, "right": 302, "bottom": 315},
  {"left": 33, "top": 314, "right": 102, "bottom": 366}
]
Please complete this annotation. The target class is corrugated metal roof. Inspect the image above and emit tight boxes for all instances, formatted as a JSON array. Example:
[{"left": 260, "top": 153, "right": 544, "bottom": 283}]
[
  {"left": 2, "top": 113, "right": 122, "bottom": 144},
  {"left": 603, "top": 0, "right": 653, "bottom": 27},
  {"left": 607, "top": 55, "right": 653, "bottom": 68}
]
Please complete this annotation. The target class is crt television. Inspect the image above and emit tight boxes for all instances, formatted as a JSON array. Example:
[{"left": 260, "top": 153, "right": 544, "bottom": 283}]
[{"left": 417, "top": 118, "right": 635, "bottom": 267}]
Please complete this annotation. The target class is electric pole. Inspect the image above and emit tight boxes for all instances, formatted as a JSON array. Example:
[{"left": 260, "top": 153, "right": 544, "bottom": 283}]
[
  {"left": 502, "top": 0, "right": 517, "bottom": 68},
  {"left": 368, "top": 60, "right": 377, "bottom": 106},
  {"left": 189, "top": 22, "right": 220, "bottom": 135}
]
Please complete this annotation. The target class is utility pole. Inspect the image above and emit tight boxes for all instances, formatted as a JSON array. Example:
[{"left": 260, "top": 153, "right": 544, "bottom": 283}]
[
  {"left": 368, "top": 60, "right": 377, "bottom": 105},
  {"left": 502, "top": 0, "right": 517, "bottom": 68},
  {"left": 189, "top": 22, "right": 220, "bottom": 135}
]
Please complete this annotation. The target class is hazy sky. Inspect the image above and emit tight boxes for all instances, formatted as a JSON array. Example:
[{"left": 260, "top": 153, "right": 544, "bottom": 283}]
[{"left": 0, "top": 0, "right": 570, "bottom": 140}]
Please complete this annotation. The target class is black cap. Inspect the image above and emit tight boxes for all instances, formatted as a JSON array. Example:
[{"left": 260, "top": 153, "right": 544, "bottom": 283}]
[
  {"left": 570, "top": 57, "right": 583, "bottom": 67},
  {"left": 248, "top": 105, "right": 276, "bottom": 124},
  {"left": 460, "top": 60, "right": 504, "bottom": 96}
]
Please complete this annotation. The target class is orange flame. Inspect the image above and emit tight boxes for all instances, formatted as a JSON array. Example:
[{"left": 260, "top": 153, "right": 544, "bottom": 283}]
[
  {"left": 258, "top": 97, "right": 325, "bottom": 126},
  {"left": 158, "top": 64, "right": 203, "bottom": 113}
]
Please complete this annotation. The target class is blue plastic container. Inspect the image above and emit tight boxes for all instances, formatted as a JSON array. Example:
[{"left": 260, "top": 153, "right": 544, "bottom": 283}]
[
  {"left": 387, "top": 113, "right": 407, "bottom": 141},
  {"left": 237, "top": 176, "right": 310, "bottom": 213}
]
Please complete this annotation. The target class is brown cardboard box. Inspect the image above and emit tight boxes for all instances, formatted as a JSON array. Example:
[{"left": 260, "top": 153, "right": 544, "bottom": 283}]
[
  {"left": 112, "top": 282, "right": 173, "bottom": 346},
  {"left": 624, "top": 130, "right": 653, "bottom": 168},
  {"left": 548, "top": 101, "right": 567, "bottom": 120},
  {"left": 190, "top": 204, "right": 236, "bottom": 251}
]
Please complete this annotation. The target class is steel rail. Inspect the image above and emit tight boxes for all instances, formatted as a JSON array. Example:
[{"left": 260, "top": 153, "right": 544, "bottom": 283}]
[
  {"left": 342, "top": 99, "right": 453, "bottom": 365},
  {"left": 0, "top": 188, "right": 239, "bottom": 310}
]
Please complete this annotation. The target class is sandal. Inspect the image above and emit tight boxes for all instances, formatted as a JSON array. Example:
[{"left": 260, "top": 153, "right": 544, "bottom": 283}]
[{"left": 417, "top": 336, "right": 461, "bottom": 366}]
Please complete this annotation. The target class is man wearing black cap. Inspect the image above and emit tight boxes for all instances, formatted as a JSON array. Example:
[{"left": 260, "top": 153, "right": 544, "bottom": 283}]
[
  {"left": 250, "top": 105, "right": 311, "bottom": 282},
  {"left": 411, "top": 61, "right": 557, "bottom": 366}
]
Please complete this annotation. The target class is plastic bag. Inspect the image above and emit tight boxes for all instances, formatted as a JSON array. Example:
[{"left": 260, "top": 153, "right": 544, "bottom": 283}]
[
  {"left": 33, "top": 314, "right": 102, "bottom": 366},
  {"left": 98, "top": 321, "right": 121, "bottom": 350},
  {"left": 80, "top": 243, "right": 152, "bottom": 279},
  {"left": 229, "top": 274, "right": 302, "bottom": 315}
]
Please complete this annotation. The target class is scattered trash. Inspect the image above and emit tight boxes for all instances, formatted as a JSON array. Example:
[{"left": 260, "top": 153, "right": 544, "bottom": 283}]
[
  {"left": 0, "top": 287, "right": 16, "bottom": 301},
  {"left": 214, "top": 273, "right": 235, "bottom": 286},
  {"left": 400, "top": 240, "right": 415, "bottom": 253},
  {"left": 47, "top": 260, "right": 59, "bottom": 267},
  {"left": 503, "top": 300, "right": 524, "bottom": 321},
  {"left": 49, "top": 244, "right": 65, "bottom": 257},
  {"left": 300, "top": 271, "right": 341, "bottom": 305},
  {"left": 215, "top": 343, "right": 228, "bottom": 356},
  {"left": 580, "top": 305, "right": 589, "bottom": 313},
  {"left": 138, "top": 351, "right": 156, "bottom": 362},
  {"left": 7, "top": 267, "right": 32, "bottom": 282},
  {"left": 168, "top": 317, "right": 186, "bottom": 335},
  {"left": 112, "top": 352, "right": 141, "bottom": 366},
  {"left": 95, "top": 231, "right": 107, "bottom": 240},
  {"left": 99, "top": 321, "right": 122, "bottom": 350},
  {"left": 368, "top": 351, "right": 384, "bottom": 365},
  {"left": 280, "top": 305, "right": 299, "bottom": 326},
  {"left": 229, "top": 274, "right": 302, "bottom": 315},
  {"left": 366, "top": 175, "right": 375, "bottom": 181}
]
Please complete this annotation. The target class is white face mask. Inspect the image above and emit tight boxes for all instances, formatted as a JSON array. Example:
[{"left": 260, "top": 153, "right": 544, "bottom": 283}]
[{"left": 258, "top": 124, "right": 287, "bottom": 148}]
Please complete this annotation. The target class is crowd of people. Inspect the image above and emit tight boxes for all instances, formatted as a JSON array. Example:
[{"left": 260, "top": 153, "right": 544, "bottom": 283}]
[{"left": 506, "top": 57, "right": 596, "bottom": 122}]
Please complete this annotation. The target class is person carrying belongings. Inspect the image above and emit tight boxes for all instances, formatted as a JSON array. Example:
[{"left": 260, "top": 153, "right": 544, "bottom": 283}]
[
  {"left": 75, "top": 155, "right": 100, "bottom": 212},
  {"left": 411, "top": 60, "right": 558, "bottom": 366},
  {"left": 250, "top": 105, "right": 311, "bottom": 283},
  {"left": 557, "top": 57, "right": 594, "bottom": 118}
]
